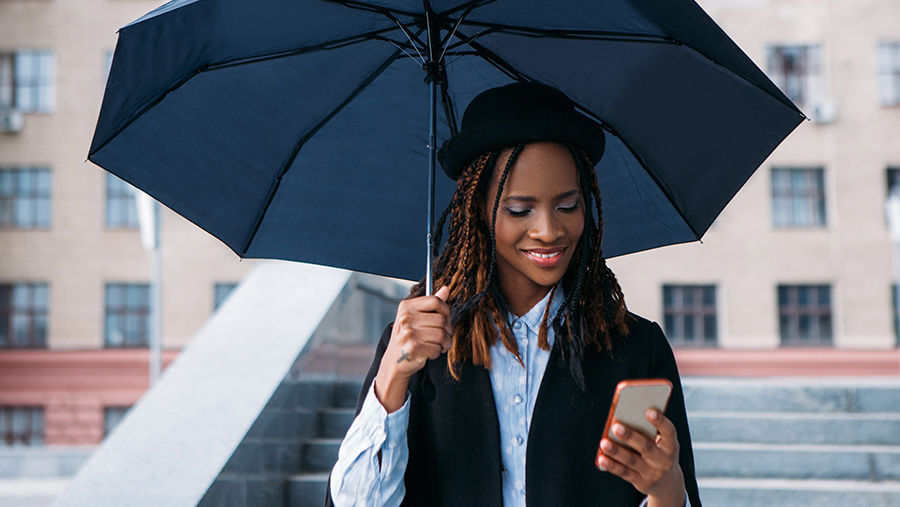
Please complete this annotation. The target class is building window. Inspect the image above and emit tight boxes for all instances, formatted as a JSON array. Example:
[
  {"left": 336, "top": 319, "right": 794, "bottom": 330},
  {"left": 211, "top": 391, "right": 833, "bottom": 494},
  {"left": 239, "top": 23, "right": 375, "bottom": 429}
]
[
  {"left": 0, "top": 407, "right": 44, "bottom": 446},
  {"left": 104, "top": 406, "right": 131, "bottom": 437},
  {"left": 772, "top": 167, "right": 826, "bottom": 228},
  {"left": 662, "top": 285, "right": 717, "bottom": 346},
  {"left": 213, "top": 283, "right": 237, "bottom": 310},
  {"left": 878, "top": 42, "right": 900, "bottom": 107},
  {"left": 106, "top": 173, "right": 138, "bottom": 229},
  {"left": 104, "top": 284, "right": 150, "bottom": 347},
  {"left": 0, "top": 50, "right": 56, "bottom": 113},
  {"left": 767, "top": 45, "right": 823, "bottom": 108},
  {"left": 778, "top": 285, "right": 833, "bottom": 346},
  {"left": 0, "top": 283, "right": 49, "bottom": 348},
  {"left": 0, "top": 168, "right": 52, "bottom": 229}
]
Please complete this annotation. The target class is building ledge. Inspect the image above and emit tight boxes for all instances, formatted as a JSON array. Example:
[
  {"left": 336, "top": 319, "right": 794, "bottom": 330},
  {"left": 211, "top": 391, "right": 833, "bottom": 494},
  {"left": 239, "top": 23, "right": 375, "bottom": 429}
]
[{"left": 675, "top": 348, "right": 900, "bottom": 376}]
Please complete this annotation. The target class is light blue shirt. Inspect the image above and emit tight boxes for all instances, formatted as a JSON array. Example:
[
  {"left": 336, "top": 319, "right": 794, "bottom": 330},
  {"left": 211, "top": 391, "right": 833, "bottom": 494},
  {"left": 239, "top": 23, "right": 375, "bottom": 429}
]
[{"left": 330, "top": 288, "right": 684, "bottom": 507}]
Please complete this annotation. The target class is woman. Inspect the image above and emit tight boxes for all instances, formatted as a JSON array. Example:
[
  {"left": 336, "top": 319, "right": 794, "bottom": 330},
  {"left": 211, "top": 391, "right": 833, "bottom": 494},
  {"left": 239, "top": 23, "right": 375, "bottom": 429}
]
[{"left": 327, "top": 82, "right": 701, "bottom": 507}]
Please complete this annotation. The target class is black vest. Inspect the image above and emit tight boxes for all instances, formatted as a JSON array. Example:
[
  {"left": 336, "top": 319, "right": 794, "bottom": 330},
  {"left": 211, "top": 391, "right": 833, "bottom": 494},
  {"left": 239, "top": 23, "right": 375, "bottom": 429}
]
[{"left": 327, "top": 314, "right": 702, "bottom": 507}]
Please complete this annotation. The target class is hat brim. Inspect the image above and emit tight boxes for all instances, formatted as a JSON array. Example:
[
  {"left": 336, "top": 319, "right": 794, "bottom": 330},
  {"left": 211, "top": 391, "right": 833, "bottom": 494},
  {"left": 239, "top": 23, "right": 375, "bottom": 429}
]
[{"left": 438, "top": 112, "right": 606, "bottom": 180}]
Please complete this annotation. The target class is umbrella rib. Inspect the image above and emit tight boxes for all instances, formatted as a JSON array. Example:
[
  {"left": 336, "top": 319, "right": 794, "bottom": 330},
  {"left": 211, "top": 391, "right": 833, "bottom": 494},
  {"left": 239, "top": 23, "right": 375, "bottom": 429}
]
[
  {"left": 88, "top": 26, "right": 405, "bottom": 158},
  {"left": 462, "top": 23, "right": 677, "bottom": 44},
  {"left": 237, "top": 48, "right": 406, "bottom": 257},
  {"left": 597, "top": 121, "right": 702, "bottom": 242},
  {"left": 205, "top": 26, "right": 408, "bottom": 70}
]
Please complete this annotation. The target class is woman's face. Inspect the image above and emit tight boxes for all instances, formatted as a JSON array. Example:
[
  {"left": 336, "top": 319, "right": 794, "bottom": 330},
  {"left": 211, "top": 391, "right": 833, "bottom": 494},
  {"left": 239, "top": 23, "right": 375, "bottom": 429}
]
[{"left": 483, "top": 142, "right": 585, "bottom": 315}]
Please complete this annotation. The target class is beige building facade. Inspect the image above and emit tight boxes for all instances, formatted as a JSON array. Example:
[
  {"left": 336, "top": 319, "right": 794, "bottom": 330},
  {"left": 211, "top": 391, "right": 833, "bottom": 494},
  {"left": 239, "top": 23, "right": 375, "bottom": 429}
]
[
  {"left": 1, "top": 0, "right": 251, "bottom": 351},
  {"left": 609, "top": 0, "right": 900, "bottom": 352}
]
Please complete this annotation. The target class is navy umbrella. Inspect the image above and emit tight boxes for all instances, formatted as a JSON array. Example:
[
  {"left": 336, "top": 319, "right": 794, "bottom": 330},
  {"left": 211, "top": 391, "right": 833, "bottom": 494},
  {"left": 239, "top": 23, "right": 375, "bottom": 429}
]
[{"left": 89, "top": 0, "right": 803, "bottom": 286}]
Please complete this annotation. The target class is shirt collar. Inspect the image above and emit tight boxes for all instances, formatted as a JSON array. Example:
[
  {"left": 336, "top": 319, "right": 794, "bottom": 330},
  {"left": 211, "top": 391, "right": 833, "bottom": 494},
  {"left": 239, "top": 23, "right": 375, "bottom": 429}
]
[{"left": 511, "top": 285, "right": 565, "bottom": 333}]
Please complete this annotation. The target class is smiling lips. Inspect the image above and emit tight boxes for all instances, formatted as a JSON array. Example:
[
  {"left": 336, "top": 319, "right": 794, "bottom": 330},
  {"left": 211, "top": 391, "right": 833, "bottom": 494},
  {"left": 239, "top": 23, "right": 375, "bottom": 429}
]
[{"left": 523, "top": 247, "right": 567, "bottom": 268}]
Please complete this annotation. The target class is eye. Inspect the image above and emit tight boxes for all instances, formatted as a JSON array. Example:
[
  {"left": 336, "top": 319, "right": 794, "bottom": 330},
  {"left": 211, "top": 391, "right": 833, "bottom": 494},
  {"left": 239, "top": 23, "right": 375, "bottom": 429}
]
[
  {"left": 505, "top": 207, "right": 530, "bottom": 217},
  {"left": 558, "top": 200, "right": 581, "bottom": 213}
]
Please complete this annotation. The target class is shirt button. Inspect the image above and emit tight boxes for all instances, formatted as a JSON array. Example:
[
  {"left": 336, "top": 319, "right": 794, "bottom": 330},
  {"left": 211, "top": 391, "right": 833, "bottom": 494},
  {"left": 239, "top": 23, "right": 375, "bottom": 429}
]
[
  {"left": 513, "top": 320, "right": 523, "bottom": 330},
  {"left": 521, "top": 338, "right": 529, "bottom": 346},
  {"left": 516, "top": 436, "right": 524, "bottom": 445},
  {"left": 513, "top": 394, "right": 523, "bottom": 404}
]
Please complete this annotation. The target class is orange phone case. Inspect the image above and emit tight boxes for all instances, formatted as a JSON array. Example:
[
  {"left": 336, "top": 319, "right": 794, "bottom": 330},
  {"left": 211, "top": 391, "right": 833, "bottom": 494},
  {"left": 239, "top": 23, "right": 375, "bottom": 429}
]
[{"left": 595, "top": 378, "right": 673, "bottom": 470}]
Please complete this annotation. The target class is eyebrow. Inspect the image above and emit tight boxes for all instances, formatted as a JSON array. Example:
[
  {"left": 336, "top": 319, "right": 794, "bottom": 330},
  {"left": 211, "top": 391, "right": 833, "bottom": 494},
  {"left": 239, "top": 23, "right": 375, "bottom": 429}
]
[{"left": 502, "top": 189, "right": 581, "bottom": 203}]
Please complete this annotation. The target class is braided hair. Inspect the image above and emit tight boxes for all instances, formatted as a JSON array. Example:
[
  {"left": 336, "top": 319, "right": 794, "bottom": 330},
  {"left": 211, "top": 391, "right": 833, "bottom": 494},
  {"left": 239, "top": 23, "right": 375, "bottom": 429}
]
[{"left": 409, "top": 142, "right": 630, "bottom": 387}]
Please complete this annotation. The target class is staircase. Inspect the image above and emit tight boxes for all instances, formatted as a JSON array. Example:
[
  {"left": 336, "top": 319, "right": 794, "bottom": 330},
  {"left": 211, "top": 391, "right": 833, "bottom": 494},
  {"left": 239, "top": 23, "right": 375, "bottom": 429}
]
[
  {"left": 685, "top": 378, "right": 900, "bottom": 506},
  {"left": 282, "top": 376, "right": 900, "bottom": 507},
  {"left": 285, "top": 377, "right": 363, "bottom": 507}
]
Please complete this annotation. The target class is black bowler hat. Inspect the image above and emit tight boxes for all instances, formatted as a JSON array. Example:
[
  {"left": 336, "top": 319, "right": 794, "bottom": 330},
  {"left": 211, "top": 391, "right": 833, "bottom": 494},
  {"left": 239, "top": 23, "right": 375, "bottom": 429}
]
[{"left": 437, "top": 82, "right": 606, "bottom": 181}]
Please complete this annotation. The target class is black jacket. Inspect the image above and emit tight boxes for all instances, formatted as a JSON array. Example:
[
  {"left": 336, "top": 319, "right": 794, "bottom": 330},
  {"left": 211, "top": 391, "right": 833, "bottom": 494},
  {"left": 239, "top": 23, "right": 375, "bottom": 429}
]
[{"left": 327, "top": 314, "right": 702, "bottom": 507}]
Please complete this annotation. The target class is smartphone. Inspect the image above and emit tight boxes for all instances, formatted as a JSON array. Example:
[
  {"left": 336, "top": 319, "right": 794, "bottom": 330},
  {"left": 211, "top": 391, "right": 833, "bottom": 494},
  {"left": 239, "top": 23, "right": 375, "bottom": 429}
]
[{"left": 596, "top": 379, "right": 673, "bottom": 469}]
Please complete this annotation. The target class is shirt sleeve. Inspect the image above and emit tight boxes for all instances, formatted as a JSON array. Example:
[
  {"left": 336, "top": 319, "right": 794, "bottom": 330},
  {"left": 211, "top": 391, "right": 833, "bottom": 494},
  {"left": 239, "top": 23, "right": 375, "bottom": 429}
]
[
  {"left": 637, "top": 491, "right": 691, "bottom": 507},
  {"left": 329, "top": 380, "right": 410, "bottom": 507}
]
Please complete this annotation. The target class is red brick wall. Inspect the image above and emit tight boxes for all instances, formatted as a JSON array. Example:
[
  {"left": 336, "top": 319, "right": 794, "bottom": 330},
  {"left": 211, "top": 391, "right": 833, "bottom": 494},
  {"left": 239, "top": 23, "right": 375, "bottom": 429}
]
[{"left": 0, "top": 350, "right": 178, "bottom": 445}]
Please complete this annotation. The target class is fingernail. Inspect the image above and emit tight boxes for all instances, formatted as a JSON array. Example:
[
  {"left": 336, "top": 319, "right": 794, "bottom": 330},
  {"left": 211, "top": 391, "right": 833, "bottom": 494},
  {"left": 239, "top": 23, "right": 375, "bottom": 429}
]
[
  {"left": 647, "top": 409, "right": 659, "bottom": 420},
  {"left": 600, "top": 439, "right": 613, "bottom": 452},
  {"left": 597, "top": 457, "right": 608, "bottom": 471},
  {"left": 613, "top": 424, "right": 625, "bottom": 436}
]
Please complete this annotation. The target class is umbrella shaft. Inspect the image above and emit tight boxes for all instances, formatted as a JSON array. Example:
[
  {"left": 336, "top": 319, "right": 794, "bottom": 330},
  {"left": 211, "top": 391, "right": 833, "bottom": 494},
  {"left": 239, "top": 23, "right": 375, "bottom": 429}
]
[{"left": 426, "top": 74, "right": 437, "bottom": 297}]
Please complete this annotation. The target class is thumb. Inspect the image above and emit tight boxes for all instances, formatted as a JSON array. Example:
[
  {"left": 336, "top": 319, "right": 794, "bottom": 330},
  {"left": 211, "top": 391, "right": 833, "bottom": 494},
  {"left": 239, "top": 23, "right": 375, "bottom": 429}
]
[{"left": 435, "top": 286, "right": 450, "bottom": 301}]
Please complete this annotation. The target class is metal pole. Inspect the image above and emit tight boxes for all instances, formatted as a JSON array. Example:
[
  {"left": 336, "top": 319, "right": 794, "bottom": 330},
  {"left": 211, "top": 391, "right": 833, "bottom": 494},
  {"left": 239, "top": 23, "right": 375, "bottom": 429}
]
[
  {"left": 424, "top": 2, "right": 440, "bottom": 298},
  {"left": 149, "top": 201, "right": 162, "bottom": 386}
]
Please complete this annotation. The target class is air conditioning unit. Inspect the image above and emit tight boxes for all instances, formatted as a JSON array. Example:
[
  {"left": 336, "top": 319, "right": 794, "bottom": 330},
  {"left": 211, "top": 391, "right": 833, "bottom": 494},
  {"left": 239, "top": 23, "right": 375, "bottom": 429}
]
[
  {"left": 809, "top": 100, "right": 837, "bottom": 125},
  {"left": 0, "top": 109, "right": 24, "bottom": 133}
]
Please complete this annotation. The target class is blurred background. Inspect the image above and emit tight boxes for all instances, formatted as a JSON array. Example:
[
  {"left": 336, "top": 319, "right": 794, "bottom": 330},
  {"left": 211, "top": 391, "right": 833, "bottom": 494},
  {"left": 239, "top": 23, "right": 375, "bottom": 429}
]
[{"left": 0, "top": 0, "right": 898, "bottom": 506}]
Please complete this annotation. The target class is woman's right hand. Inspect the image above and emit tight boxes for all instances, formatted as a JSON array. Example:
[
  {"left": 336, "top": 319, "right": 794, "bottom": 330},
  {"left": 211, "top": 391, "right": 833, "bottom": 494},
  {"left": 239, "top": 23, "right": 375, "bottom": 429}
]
[{"left": 374, "top": 286, "right": 453, "bottom": 413}]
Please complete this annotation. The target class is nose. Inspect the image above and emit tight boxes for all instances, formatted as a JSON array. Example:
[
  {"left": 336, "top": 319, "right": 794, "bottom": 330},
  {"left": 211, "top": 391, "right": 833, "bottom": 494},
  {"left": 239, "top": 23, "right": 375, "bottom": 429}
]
[{"left": 529, "top": 210, "right": 564, "bottom": 243}]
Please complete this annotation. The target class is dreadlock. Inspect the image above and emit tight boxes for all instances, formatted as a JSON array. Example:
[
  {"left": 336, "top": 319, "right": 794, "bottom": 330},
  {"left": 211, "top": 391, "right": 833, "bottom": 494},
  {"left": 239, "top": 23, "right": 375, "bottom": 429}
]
[{"left": 409, "top": 142, "right": 630, "bottom": 387}]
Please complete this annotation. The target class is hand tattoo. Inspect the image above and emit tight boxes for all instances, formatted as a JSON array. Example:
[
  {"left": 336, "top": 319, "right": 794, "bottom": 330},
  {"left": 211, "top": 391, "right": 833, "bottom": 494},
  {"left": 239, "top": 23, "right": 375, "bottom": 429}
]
[{"left": 397, "top": 349, "right": 412, "bottom": 363}]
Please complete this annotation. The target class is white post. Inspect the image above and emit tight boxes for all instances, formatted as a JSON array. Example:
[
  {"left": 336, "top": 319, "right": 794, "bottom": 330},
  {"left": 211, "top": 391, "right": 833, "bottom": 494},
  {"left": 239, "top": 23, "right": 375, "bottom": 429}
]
[
  {"left": 135, "top": 190, "right": 162, "bottom": 386},
  {"left": 884, "top": 190, "right": 900, "bottom": 372}
]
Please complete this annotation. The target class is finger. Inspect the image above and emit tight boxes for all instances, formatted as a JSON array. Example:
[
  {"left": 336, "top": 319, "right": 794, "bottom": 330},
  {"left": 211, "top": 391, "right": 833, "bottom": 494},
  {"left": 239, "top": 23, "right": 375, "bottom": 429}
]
[
  {"left": 596, "top": 446, "right": 639, "bottom": 482},
  {"left": 435, "top": 286, "right": 450, "bottom": 301},
  {"left": 611, "top": 422, "right": 656, "bottom": 457},
  {"left": 406, "top": 292, "right": 451, "bottom": 317},
  {"left": 645, "top": 410, "right": 680, "bottom": 455},
  {"left": 598, "top": 436, "right": 642, "bottom": 470}
]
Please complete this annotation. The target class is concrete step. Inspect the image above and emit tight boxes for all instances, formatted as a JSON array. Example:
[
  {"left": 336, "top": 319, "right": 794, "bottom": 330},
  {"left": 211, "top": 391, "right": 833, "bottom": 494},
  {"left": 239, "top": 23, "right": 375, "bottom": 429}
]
[
  {"left": 0, "top": 447, "right": 94, "bottom": 479},
  {"left": 689, "top": 411, "right": 900, "bottom": 445},
  {"left": 286, "top": 473, "right": 329, "bottom": 507},
  {"left": 302, "top": 439, "right": 341, "bottom": 472},
  {"left": 319, "top": 408, "right": 356, "bottom": 439},
  {"left": 682, "top": 378, "right": 900, "bottom": 414},
  {"left": 694, "top": 442, "right": 900, "bottom": 481},
  {"left": 334, "top": 380, "right": 364, "bottom": 409},
  {"left": 698, "top": 478, "right": 900, "bottom": 507}
]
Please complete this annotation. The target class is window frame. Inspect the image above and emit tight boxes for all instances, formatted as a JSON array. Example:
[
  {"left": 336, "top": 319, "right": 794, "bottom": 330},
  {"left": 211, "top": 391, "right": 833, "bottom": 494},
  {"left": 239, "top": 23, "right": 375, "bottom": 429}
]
[
  {"left": 0, "top": 406, "right": 45, "bottom": 447},
  {"left": 771, "top": 167, "right": 827, "bottom": 229},
  {"left": 0, "top": 283, "right": 49, "bottom": 349},
  {"left": 0, "top": 49, "right": 56, "bottom": 114},
  {"left": 104, "top": 283, "right": 150, "bottom": 348},
  {"left": 877, "top": 42, "right": 900, "bottom": 107},
  {"left": 0, "top": 167, "right": 52, "bottom": 230},
  {"left": 662, "top": 284, "right": 718, "bottom": 347},
  {"left": 766, "top": 44, "right": 824, "bottom": 109},
  {"left": 105, "top": 173, "right": 139, "bottom": 230},
  {"left": 778, "top": 284, "right": 833, "bottom": 346}
]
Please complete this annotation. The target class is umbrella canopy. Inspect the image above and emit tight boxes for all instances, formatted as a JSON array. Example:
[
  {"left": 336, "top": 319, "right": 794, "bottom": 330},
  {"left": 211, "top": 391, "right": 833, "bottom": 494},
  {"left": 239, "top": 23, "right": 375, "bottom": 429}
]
[{"left": 89, "top": 0, "right": 803, "bottom": 282}]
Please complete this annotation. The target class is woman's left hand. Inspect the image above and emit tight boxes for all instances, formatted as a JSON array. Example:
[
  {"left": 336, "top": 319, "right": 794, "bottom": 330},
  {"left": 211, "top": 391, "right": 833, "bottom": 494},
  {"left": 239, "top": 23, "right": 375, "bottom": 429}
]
[{"left": 596, "top": 409, "right": 687, "bottom": 507}]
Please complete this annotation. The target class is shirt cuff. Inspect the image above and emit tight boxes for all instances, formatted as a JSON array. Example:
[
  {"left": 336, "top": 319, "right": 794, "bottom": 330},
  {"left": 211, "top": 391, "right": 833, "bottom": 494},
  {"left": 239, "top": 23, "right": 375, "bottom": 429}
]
[
  {"left": 356, "top": 379, "right": 410, "bottom": 451},
  {"left": 638, "top": 491, "right": 691, "bottom": 507}
]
